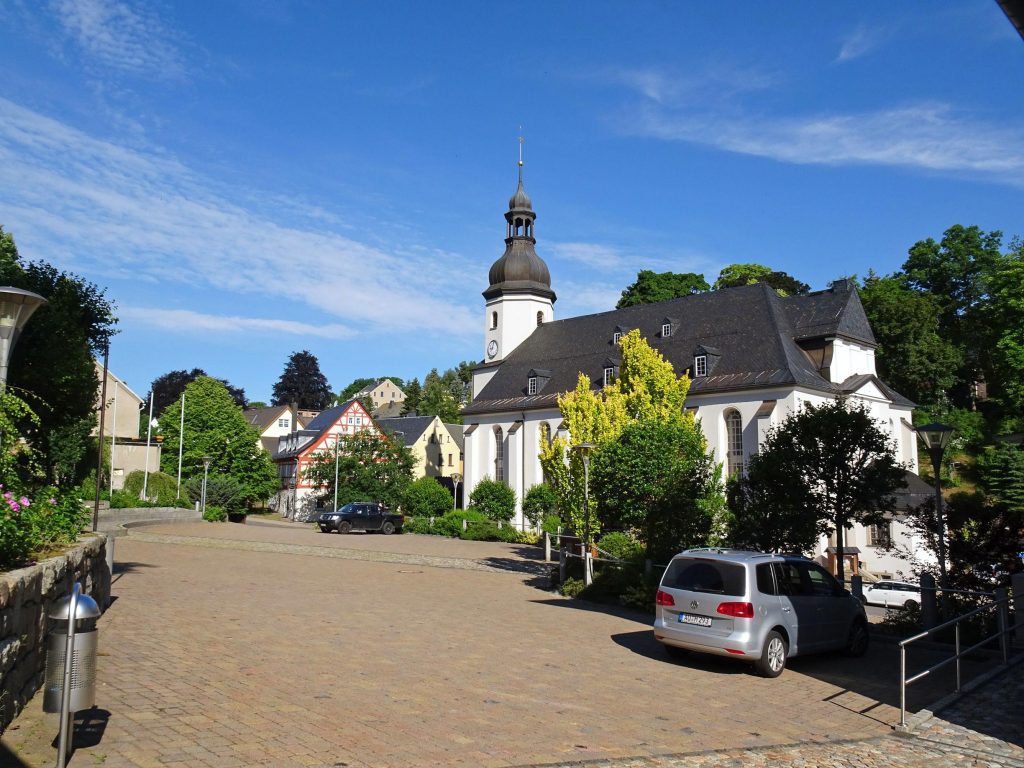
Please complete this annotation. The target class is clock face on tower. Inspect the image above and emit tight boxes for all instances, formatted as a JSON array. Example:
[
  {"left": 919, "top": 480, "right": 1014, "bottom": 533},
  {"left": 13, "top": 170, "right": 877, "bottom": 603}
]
[{"left": 487, "top": 340, "right": 499, "bottom": 359}]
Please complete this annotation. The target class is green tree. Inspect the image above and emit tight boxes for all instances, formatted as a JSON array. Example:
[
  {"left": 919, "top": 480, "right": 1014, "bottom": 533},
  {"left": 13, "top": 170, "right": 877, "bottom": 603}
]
[
  {"left": 271, "top": 350, "right": 333, "bottom": 410},
  {"left": 402, "top": 476, "right": 454, "bottom": 518},
  {"left": 0, "top": 227, "right": 117, "bottom": 486},
  {"left": 418, "top": 369, "right": 462, "bottom": 423},
  {"left": 858, "top": 273, "right": 961, "bottom": 406},
  {"left": 728, "top": 399, "right": 906, "bottom": 583},
  {"left": 985, "top": 242, "right": 1024, "bottom": 417},
  {"left": 617, "top": 270, "right": 709, "bottom": 308},
  {"left": 469, "top": 478, "right": 516, "bottom": 522},
  {"left": 522, "top": 483, "right": 559, "bottom": 528},
  {"left": 401, "top": 378, "right": 422, "bottom": 415},
  {"left": 713, "top": 263, "right": 810, "bottom": 296},
  {"left": 303, "top": 430, "right": 414, "bottom": 511},
  {"left": 592, "top": 419, "right": 724, "bottom": 562},
  {"left": 149, "top": 369, "right": 247, "bottom": 414},
  {"left": 158, "top": 377, "right": 278, "bottom": 509}
]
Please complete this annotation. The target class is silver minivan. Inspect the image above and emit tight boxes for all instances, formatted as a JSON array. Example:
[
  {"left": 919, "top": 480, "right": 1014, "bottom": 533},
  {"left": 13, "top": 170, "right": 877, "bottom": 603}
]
[{"left": 653, "top": 549, "right": 868, "bottom": 677}]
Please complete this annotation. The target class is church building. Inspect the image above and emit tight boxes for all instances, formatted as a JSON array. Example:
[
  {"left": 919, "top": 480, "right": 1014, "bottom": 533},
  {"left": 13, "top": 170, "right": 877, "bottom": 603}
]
[{"left": 461, "top": 168, "right": 920, "bottom": 568}]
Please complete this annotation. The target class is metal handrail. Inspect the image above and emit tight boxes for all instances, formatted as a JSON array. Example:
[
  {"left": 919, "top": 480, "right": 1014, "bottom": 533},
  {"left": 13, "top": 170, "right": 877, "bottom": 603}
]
[{"left": 898, "top": 591, "right": 1019, "bottom": 727}]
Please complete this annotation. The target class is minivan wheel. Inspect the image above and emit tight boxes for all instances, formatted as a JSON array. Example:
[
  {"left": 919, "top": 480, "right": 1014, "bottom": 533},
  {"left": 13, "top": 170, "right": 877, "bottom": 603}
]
[
  {"left": 755, "top": 631, "right": 787, "bottom": 678},
  {"left": 845, "top": 619, "right": 869, "bottom": 658},
  {"left": 382, "top": 521, "right": 395, "bottom": 535},
  {"left": 338, "top": 521, "right": 352, "bottom": 534},
  {"left": 905, "top": 599, "right": 919, "bottom": 611}
]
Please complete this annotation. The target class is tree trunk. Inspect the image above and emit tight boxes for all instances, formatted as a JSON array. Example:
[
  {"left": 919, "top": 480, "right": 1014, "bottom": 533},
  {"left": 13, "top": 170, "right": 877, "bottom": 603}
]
[{"left": 835, "top": 521, "right": 846, "bottom": 585}]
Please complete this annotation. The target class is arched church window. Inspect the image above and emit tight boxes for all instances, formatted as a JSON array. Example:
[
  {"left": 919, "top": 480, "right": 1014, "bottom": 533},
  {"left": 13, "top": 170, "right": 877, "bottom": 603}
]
[
  {"left": 725, "top": 409, "right": 744, "bottom": 477},
  {"left": 537, "top": 311, "right": 544, "bottom": 326},
  {"left": 494, "top": 427, "right": 505, "bottom": 482}
]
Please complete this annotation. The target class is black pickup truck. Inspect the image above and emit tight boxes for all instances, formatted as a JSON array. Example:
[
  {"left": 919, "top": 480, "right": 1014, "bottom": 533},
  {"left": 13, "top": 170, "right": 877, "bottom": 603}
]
[{"left": 317, "top": 502, "right": 404, "bottom": 535}]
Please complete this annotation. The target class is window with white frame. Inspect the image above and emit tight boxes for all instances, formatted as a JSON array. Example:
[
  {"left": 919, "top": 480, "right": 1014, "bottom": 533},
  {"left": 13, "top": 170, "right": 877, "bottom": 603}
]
[
  {"left": 612, "top": 332, "right": 621, "bottom": 345},
  {"left": 694, "top": 355, "right": 708, "bottom": 377},
  {"left": 662, "top": 323, "right": 672, "bottom": 337},
  {"left": 494, "top": 427, "right": 504, "bottom": 482},
  {"left": 725, "top": 409, "right": 744, "bottom": 477},
  {"left": 278, "top": 418, "right": 289, "bottom": 428},
  {"left": 867, "top": 523, "right": 893, "bottom": 548},
  {"left": 528, "top": 376, "right": 537, "bottom": 395},
  {"left": 603, "top": 367, "right": 614, "bottom": 387}
]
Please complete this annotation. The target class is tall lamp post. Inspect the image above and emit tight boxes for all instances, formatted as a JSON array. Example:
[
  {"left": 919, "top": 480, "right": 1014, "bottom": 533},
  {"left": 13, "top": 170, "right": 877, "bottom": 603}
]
[
  {"left": 916, "top": 423, "right": 954, "bottom": 592},
  {"left": 200, "top": 456, "right": 212, "bottom": 518},
  {"left": 0, "top": 287, "right": 46, "bottom": 392},
  {"left": 450, "top": 472, "right": 462, "bottom": 510},
  {"left": 572, "top": 442, "right": 596, "bottom": 586},
  {"left": 333, "top": 434, "right": 342, "bottom": 513}
]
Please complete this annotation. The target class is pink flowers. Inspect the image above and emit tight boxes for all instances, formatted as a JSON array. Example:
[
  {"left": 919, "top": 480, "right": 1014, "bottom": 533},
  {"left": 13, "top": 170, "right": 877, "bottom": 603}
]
[{"left": 2, "top": 487, "right": 33, "bottom": 513}]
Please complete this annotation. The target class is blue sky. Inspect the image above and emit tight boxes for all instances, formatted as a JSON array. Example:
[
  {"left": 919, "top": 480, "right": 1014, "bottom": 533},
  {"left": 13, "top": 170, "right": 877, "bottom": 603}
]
[{"left": 1, "top": 1, "right": 1022, "bottom": 405}]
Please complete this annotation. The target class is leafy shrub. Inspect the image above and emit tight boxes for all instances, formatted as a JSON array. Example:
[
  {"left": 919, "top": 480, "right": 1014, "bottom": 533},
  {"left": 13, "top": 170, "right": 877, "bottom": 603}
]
[
  {"left": 469, "top": 479, "right": 516, "bottom": 522},
  {"left": 541, "top": 514, "right": 562, "bottom": 536},
  {"left": 402, "top": 476, "right": 454, "bottom": 518},
  {"left": 522, "top": 483, "right": 558, "bottom": 528},
  {"left": 0, "top": 487, "right": 89, "bottom": 570},
  {"left": 184, "top": 474, "right": 245, "bottom": 513},
  {"left": 433, "top": 508, "right": 489, "bottom": 537},
  {"left": 596, "top": 531, "right": 644, "bottom": 563},
  {"left": 559, "top": 577, "right": 585, "bottom": 598},
  {"left": 124, "top": 470, "right": 180, "bottom": 506},
  {"left": 110, "top": 489, "right": 151, "bottom": 508},
  {"left": 403, "top": 516, "right": 434, "bottom": 534},
  {"left": 203, "top": 505, "right": 227, "bottom": 522}
]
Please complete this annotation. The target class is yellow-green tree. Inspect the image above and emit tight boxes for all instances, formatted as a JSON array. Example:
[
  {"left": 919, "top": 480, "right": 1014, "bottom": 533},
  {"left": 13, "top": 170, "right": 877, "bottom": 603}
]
[{"left": 539, "top": 329, "right": 695, "bottom": 538}]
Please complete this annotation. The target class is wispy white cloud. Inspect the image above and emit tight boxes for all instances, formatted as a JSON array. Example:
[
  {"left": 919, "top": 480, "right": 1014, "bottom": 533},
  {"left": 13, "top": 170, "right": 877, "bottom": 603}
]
[
  {"left": 555, "top": 280, "right": 622, "bottom": 317},
  {"left": 548, "top": 242, "right": 629, "bottom": 272},
  {"left": 0, "top": 97, "right": 479, "bottom": 338},
  {"left": 609, "top": 67, "right": 1024, "bottom": 186},
  {"left": 836, "top": 24, "right": 885, "bottom": 63},
  {"left": 118, "top": 307, "right": 357, "bottom": 339},
  {"left": 606, "top": 64, "right": 776, "bottom": 107},
  {"left": 50, "top": 0, "right": 187, "bottom": 80}
]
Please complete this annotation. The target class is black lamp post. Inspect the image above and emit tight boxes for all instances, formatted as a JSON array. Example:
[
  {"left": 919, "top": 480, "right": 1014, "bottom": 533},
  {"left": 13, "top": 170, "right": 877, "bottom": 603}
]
[{"left": 916, "top": 422, "right": 954, "bottom": 591}]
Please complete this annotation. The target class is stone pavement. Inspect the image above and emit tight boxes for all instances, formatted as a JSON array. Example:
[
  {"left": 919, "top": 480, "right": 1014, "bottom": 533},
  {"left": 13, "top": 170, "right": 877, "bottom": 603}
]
[{"left": 1, "top": 520, "right": 1021, "bottom": 768}]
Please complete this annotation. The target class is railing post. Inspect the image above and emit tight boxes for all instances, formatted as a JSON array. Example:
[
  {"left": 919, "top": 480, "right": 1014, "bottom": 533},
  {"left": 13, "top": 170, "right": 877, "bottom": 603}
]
[
  {"left": 1012, "top": 573, "right": 1024, "bottom": 646},
  {"left": 543, "top": 531, "right": 551, "bottom": 562},
  {"left": 851, "top": 574, "right": 863, "bottom": 603},
  {"left": 583, "top": 543, "right": 593, "bottom": 586},
  {"left": 559, "top": 546, "right": 567, "bottom": 583},
  {"left": 556, "top": 526, "right": 561, "bottom": 548},
  {"left": 955, "top": 622, "right": 961, "bottom": 692},
  {"left": 899, "top": 643, "right": 907, "bottom": 729},
  {"left": 645, "top": 559, "right": 652, "bottom": 577},
  {"left": 921, "top": 573, "right": 938, "bottom": 630},
  {"left": 996, "top": 587, "right": 1009, "bottom": 664},
  {"left": 462, "top": 518, "right": 467, "bottom": 531}
]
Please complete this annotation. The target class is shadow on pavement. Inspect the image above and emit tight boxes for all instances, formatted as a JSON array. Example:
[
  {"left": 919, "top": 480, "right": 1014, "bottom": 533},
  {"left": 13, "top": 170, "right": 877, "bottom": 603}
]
[
  {"left": 111, "top": 560, "right": 157, "bottom": 586},
  {"left": 924, "top": 659, "right": 1024, "bottom": 750},
  {"left": 0, "top": 742, "right": 32, "bottom": 768}
]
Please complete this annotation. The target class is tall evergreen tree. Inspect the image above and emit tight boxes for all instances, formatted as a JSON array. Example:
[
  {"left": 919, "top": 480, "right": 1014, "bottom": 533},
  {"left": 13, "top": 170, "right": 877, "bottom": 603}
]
[{"left": 271, "top": 350, "right": 332, "bottom": 409}]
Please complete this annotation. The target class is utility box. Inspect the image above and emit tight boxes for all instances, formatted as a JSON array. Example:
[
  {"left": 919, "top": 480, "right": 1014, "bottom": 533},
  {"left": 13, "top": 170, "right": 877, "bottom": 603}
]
[{"left": 43, "top": 586, "right": 101, "bottom": 713}]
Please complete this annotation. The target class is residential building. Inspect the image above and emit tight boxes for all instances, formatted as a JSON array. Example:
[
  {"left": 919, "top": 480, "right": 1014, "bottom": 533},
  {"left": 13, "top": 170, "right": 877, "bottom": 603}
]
[
  {"left": 244, "top": 405, "right": 310, "bottom": 454},
  {"left": 93, "top": 361, "right": 161, "bottom": 490},
  {"left": 376, "top": 416, "right": 463, "bottom": 479},
  {"left": 270, "top": 399, "right": 377, "bottom": 521},
  {"left": 354, "top": 379, "right": 406, "bottom": 417},
  {"left": 462, "top": 169, "right": 923, "bottom": 570}
]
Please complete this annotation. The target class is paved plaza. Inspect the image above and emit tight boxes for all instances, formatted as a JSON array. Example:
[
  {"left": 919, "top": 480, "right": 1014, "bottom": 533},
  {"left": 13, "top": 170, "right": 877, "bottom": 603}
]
[{"left": 2, "top": 519, "right": 1021, "bottom": 768}]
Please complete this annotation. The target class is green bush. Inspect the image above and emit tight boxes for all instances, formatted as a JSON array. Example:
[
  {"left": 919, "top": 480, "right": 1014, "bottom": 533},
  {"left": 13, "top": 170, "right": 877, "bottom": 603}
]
[
  {"left": 402, "top": 476, "right": 454, "bottom": 518},
  {"left": 469, "top": 479, "right": 516, "bottom": 522},
  {"left": 433, "top": 508, "right": 489, "bottom": 537},
  {"left": 596, "top": 531, "right": 644, "bottom": 562},
  {"left": 184, "top": 474, "right": 245, "bottom": 514},
  {"left": 0, "top": 487, "right": 90, "bottom": 570},
  {"left": 124, "top": 470, "right": 180, "bottom": 506},
  {"left": 403, "top": 516, "right": 434, "bottom": 534},
  {"left": 522, "top": 483, "right": 558, "bottom": 527},
  {"left": 541, "top": 514, "right": 562, "bottom": 536},
  {"left": 559, "top": 577, "right": 585, "bottom": 598},
  {"left": 110, "top": 489, "right": 151, "bottom": 508},
  {"left": 203, "top": 505, "right": 227, "bottom": 522}
]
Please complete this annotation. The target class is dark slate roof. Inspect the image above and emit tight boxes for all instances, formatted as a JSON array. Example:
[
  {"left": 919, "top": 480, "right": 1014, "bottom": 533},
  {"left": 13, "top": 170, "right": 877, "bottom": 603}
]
[
  {"left": 376, "top": 416, "right": 436, "bottom": 446},
  {"left": 890, "top": 471, "right": 936, "bottom": 512},
  {"left": 244, "top": 406, "right": 292, "bottom": 432},
  {"left": 781, "top": 279, "right": 876, "bottom": 346},
  {"left": 444, "top": 423, "right": 465, "bottom": 452},
  {"left": 304, "top": 400, "right": 357, "bottom": 433},
  {"left": 464, "top": 281, "right": 899, "bottom": 416}
]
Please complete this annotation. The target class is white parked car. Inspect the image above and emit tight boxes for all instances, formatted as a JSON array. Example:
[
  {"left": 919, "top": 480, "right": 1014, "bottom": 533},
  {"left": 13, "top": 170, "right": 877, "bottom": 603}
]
[{"left": 862, "top": 580, "right": 920, "bottom": 610}]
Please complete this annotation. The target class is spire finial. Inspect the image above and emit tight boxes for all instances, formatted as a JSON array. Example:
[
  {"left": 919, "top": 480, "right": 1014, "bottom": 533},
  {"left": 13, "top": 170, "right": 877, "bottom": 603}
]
[{"left": 518, "top": 130, "right": 524, "bottom": 181}]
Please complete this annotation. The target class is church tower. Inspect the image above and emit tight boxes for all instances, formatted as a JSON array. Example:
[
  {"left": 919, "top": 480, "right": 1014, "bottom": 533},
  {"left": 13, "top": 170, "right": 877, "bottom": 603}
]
[{"left": 482, "top": 151, "right": 556, "bottom": 363}]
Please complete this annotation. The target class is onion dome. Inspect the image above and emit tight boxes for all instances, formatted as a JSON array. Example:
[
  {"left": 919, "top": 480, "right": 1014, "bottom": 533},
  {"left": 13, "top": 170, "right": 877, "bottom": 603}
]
[{"left": 484, "top": 169, "right": 555, "bottom": 302}]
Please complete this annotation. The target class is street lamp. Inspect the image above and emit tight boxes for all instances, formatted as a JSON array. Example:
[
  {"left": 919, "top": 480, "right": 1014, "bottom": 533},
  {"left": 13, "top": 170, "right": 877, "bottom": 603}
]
[
  {"left": 201, "top": 455, "right": 212, "bottom": 518},
  {"left": 333, "top": 434, "right": 342, "bottom": 513},
  {"left": 916, "top": 422, "right": 954, "bottom": 592},
  {"left": 450, "top": 472, "right": 462, "bottom": 510},
  {"left": 572, "top": 442, "right": 596, "bottom": 586},
  {"left": 0, "top": 286, "right": 46, "bottom": 391}
]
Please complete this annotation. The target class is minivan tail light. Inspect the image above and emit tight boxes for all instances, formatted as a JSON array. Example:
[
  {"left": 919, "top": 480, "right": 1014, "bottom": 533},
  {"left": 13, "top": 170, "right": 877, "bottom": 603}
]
[
  {"left": 716, "top": 601, "right": 754, "bottom": 618},
  {"left": 656, "top": 590, "right": 675, "bottom": 606}
]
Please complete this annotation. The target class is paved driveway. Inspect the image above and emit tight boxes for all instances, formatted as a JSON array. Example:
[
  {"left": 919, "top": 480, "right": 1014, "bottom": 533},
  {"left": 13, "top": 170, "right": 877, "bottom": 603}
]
[{"left": 1, "top": 520, "right": 1016, "bottom": 768}]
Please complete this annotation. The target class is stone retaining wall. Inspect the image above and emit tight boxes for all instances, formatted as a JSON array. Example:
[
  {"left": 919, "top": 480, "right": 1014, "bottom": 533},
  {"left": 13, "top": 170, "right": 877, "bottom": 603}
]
[
  {"left": 96, "top": 506, "right": 201, "bottom": 533},
  {"left": 0, "top": 535, "right": 110, "bottom": 734}
]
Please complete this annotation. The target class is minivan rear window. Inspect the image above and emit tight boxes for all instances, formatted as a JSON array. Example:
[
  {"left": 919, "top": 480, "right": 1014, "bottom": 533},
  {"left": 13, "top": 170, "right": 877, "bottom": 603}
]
[{"left": 662, "top": 558, "right": 746, "bottom": 597}]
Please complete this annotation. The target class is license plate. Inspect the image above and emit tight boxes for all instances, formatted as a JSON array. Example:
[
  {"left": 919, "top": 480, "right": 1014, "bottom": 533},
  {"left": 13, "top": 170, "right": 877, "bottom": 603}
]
[{"left": 678, "top": 613, "right": 712, "bottom": 627}]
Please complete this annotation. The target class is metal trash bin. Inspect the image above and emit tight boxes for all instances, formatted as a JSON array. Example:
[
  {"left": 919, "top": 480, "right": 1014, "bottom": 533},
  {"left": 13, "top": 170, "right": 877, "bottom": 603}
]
[
  {"left": 44, "top": 583, "right": 101, "bottom": 713},
  {"left": 43, "top": 582, "right": 101, "bottom": 767}
]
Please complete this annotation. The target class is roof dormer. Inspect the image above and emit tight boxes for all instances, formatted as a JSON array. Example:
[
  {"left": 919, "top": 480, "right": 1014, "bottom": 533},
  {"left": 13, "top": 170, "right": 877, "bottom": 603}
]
[
  {"left": 527, "top": 367, "right": 552, "bottom": 396},
  {"left": 611, "top": 325, "right": 629, "bottom": 345},
  {"left": 691, "top": 344, "right": 721, "bottom": 378},
  {"left": 660, "top": 317, "right": 679, "bottom": 338}
]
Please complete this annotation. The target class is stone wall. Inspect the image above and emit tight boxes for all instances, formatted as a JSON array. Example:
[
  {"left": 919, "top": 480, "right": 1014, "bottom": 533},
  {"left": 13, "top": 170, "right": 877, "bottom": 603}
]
[{"left": 0, "top": 534, "right": 109, "bottom": 734}]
